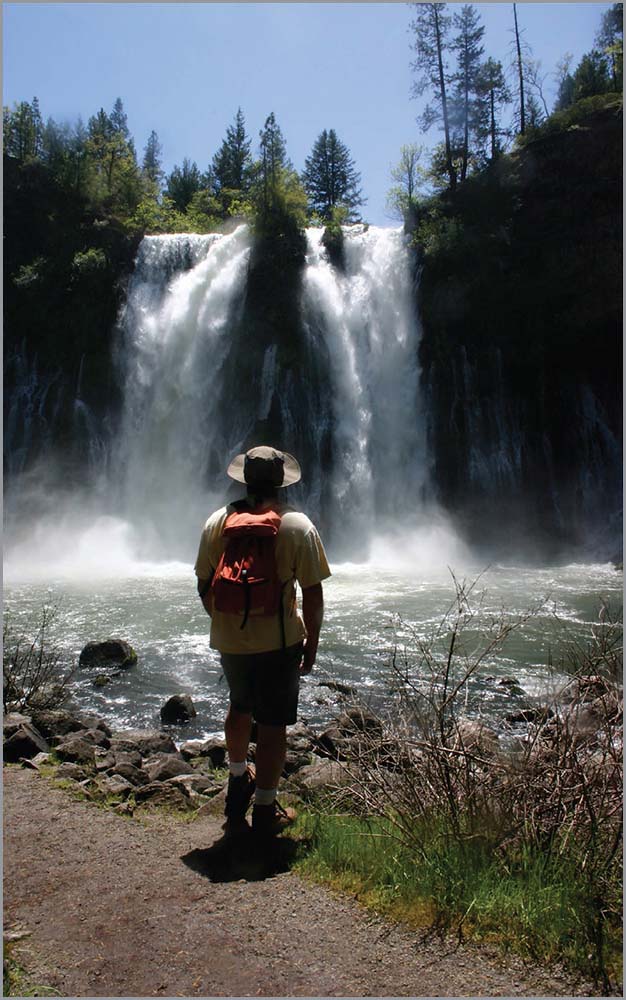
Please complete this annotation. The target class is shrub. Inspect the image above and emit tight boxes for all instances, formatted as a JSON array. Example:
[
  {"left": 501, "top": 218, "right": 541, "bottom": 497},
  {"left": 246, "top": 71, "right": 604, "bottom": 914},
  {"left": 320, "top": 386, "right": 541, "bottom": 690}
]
[{"left": 3, "top": 605, "right": 75, "bottom": 712}]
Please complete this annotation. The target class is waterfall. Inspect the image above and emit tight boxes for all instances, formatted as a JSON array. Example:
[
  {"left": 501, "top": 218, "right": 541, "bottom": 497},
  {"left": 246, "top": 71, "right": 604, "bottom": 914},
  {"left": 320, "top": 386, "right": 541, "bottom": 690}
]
[
  {"left": 112, "top": 226, "right": 253, "bottom": 559},
  {"left": 301, "top": 225, "right": 429, "bottom": 556}
]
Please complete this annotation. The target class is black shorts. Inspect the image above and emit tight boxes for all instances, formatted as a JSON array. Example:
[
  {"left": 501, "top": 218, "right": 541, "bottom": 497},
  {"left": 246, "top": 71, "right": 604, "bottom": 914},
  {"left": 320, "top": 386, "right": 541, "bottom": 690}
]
[{"left": 220, "top": 642, "right": 304, "bottom": 726}]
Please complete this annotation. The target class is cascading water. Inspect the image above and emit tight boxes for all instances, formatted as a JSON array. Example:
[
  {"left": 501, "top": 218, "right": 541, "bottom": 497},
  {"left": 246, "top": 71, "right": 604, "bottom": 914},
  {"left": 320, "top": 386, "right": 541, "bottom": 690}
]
[
  {"left": 301, "top": 225, "right": 433, "bottom": 560},
  {"left": 112, "top": 226, "right": 253, "bottom": 560}
]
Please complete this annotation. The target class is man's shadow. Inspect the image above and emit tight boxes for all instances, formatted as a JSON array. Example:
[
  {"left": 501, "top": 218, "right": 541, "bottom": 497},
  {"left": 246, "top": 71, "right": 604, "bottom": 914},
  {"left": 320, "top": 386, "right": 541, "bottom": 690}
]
[{"left": 181, "top": 827, "right": 308, "bottom": 883}]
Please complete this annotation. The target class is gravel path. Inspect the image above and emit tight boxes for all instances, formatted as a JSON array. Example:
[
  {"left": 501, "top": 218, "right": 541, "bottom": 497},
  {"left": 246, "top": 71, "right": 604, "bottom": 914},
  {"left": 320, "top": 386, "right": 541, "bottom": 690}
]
[{"left": 3, "top": 766, "right": 600, "bottom": 998}]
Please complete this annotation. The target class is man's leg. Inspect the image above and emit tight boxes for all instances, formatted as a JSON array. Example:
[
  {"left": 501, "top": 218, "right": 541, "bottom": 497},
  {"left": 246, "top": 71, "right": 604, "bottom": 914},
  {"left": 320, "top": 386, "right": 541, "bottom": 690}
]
[
  {"left": 254, "top": 722, "right": 287, "bottom": 791},
  {"left": 223, "top": 705, "right": 255, "bottom": 827},
  {"left": 224, "top": 705, "right": 253, "bottom": 762}
]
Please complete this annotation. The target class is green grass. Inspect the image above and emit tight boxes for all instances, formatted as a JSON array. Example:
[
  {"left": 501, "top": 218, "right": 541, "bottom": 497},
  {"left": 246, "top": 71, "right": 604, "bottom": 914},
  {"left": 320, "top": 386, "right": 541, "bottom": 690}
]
[
  {"left": 3, "top": 943, "right": 62, "bottom": 997},
  {"left": 294, "top": 811, "right": 622, "bottom": 989}
]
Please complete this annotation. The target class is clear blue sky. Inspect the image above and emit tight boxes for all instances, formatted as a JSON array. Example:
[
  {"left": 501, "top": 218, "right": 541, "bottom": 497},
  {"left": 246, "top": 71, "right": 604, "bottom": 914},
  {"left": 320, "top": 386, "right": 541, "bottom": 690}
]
[{"left": 3, "top": 2, "right": 613, "bottom": 225}]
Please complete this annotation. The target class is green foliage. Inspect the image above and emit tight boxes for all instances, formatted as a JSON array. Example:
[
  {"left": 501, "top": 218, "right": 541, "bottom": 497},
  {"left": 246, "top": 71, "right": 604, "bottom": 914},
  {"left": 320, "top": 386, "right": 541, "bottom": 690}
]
[
  {"left": 302, "top": 128, "right": 364, "bottom": 222},
  {"left": 164, "top": 157, "right": 203, "bottom": 212},
  {"left": 516, "top": 91, "right": 623, "bottom": 147},
  {"left": 70, "top": 247, "right": 107, "bottom": 277},
  {"left": 212, "top": 107, "right": 253, "bottom": 193},
  {"left": 12, "top": 256, "right": 48, "bottom": 289}
]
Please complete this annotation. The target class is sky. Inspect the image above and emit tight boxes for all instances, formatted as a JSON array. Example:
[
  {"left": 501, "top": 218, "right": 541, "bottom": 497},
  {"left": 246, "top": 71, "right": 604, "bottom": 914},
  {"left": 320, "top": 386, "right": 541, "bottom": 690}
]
[{"left": 2, "top": 2, "right": 615, "bottom": 226}]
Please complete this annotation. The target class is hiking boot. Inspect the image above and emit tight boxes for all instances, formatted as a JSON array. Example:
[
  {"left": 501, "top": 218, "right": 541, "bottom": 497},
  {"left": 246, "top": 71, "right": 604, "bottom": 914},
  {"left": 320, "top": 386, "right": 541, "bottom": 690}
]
[
  {"left": 251, "top": 800, "right": 297, "bottom": 837},
  {"left": 224, "top": 766, "right": 256, "bottom": 823}
]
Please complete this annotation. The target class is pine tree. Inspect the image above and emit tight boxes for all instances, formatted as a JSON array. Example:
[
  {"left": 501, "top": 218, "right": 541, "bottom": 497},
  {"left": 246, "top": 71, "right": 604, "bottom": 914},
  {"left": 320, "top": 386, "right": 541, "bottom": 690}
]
[
  {"left": 475, "top": 58, "right": 510, "bottom": 160},
  {"left": 302, "top": 129, "right": 363, "bottom": 221},
  {"left": 450, "top": 4, "right": 485, "bottom": 182},
  {"left": 3, "top": 98, "right": 44, "bottom": 161},
  {"left": 258, "top": 112, "right": 289, "bottom": 210},
  {"left": 595, "top": 3, "right": 623, "bottom": 90},
  {"left": 410, "top": 2, "right": 456, "bottom": 190},
  {"left": 142, "top": 130, "right": 163, "bottom": 185},
  {"left": 165, "top": 158, "right": 202, "bottom": 211},
  {"left": 212, "top": 108, "right": 253, "bottom": 192}
]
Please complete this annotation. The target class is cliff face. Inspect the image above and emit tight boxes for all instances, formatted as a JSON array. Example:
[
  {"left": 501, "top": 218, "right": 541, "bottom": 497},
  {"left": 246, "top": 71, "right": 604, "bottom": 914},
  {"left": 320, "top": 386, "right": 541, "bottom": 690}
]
[
  {"left": 3, "top": 155, "right": 141, "bottom": 486},
  {"left": 415, "top": 101, "right": 623, "bottom": 560}
]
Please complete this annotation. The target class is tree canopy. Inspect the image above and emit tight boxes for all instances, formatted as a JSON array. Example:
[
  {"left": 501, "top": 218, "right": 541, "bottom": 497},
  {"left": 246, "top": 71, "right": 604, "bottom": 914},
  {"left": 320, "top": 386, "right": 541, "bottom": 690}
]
[{"left": 302, "top": 129, "right": 363, "bottom": 222}]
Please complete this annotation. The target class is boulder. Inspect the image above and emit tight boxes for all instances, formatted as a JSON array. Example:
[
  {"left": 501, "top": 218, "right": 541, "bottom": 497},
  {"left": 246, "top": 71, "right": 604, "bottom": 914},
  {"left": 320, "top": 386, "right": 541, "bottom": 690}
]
[
  {"left": 144, "top": 753, "right": 194, "bottom": 783},
  {"left": 283, "top": 748, "right": 313, "bottom": 775},
  {"left": 179, "top": 738, "right": 227, "bottom": 767},
  {"left": 95, "top": 774, "right": 134, "bottom": 798},
  {"left": 3, "top": 713, "right": 33, "bottom": 739},
  {"left": 29, "top": 709, "right": 85, "bottom": 740},
  {"left": 109, "top": 761, "right": 150, "bottom": 787},
  {"left": 166, "top": 773, "right": 222, "bottom": 797},
  {"left": 452, "top": 719, "right": 499, "bottom": 756},
  {"left": 94, "top": 749, "right": 117, "bottom": 772},
  {"left": 133, "top": 782, "right": 194, "bottom": 811},
  {"left": 289, "top": 759, "right": 350, "bottom": 796},
  {"left": 110, "top": 749, "right": 143, "bottom": 770},
  {"left": 336, "top": 708, "right": 384, "bottom": 736},
  {"left": 3, "top": 721, "right": 49, "bottom": 762},
  {"left": 109, "top": 731, "right": 177, "bottom": 757},
  {"left": 317, "top": 680, "right": 358, "bottom": 697},
  {"left": 55, "top": 762, "right": 90, "bottom": 782},
  {"left": 160, "top": 694, "right": 197, "bottom": 725},
  {"left": 79, "top": 640, "right": 137, "bottom": 671},
  {"left": 71, "top": 727, "right": 111, "bottom": 749},
  {"left": 54, "top": 737, "right": 96, "bottom": 767}
]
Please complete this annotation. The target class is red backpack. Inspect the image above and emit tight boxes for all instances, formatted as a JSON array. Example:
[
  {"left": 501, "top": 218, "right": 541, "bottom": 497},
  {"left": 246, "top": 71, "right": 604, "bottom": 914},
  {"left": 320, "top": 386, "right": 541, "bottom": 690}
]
[{"left": 211, "top": 504, "right": 286, "bottom": 641}]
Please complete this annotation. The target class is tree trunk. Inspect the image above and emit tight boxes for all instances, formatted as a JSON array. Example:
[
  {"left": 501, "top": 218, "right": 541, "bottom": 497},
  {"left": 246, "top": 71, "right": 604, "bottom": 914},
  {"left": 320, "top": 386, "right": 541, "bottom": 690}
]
[
  {"left": 434, "top": 5, "right": 456, "bottom": 190},
  {"left": 513, "top": 3, "right": 525, "bottom": 135}
]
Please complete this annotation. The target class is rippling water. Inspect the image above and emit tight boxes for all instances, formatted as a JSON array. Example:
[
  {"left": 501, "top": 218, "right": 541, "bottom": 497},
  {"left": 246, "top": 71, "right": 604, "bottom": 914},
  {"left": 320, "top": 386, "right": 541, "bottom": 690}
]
[{"left": 4, "top": 554, "right": 621, "bottom": 742}]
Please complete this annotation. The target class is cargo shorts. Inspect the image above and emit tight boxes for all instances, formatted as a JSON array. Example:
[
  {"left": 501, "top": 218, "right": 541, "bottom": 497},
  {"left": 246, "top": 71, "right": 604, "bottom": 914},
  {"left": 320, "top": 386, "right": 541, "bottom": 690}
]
[{"left": 219, "top": 642, "right": 304, "bottom": 726}]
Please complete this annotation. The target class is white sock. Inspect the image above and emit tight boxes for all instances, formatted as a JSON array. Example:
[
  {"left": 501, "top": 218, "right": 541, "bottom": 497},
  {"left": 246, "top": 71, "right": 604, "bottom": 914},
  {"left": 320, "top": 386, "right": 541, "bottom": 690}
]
[
  {"left": 255, "top": 787, "right": 277, "bottom": 806},
  {"left": 229, "top": 760, "right": 247, "bottom": 777}
]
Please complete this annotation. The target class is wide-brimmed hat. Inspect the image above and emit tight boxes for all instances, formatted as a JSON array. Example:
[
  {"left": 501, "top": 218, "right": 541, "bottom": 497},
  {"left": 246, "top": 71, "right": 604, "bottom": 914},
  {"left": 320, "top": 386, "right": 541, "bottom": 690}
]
[{"left": 226, "top": 446, "right": 301, "bottom": 488}]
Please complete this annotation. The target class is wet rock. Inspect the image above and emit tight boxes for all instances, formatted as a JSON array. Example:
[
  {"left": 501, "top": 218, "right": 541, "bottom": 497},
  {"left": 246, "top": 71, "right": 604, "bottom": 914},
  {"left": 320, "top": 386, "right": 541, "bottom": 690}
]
[
  {"left": 93, "top": 675, "right": 111, "bottom": 688},
  {"left": 317, "top": 680, "right": 358, "bottom": 697},
  {"left": 134, "top": 781, "right": 194, "bottom": 811},
  {"left": 336, "top": 708, "right": 384, "bottom": 737},
  {"left": 452, "top": 719, "right": 499, "bottom": 755},
  {"left": 4, "top": 721, "right": 50, "bottom": 762},
  {"left": 144, "top": 753, "right": 194, "bottom": 782},
  {"left": 79, "top": 639, "right": 137, "bottom": 671},
  {"left": 179, "top": 738, "right": 227, "bottom": 767},
  {"left": 505, "top": 707, "right": 554, "bottom": 725},
  {"left": 54, "top": 737, "right": 96, "bottom": 767},
  {"left": 160, "top": 694, "right": 197, "bottom": 724}
]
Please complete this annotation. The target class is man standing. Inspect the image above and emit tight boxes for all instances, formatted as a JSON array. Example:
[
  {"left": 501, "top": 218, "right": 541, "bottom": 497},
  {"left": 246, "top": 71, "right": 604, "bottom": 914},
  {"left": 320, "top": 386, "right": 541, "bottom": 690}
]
[{"left": 195, "top": 445, "right": 331, "bottom": 836}]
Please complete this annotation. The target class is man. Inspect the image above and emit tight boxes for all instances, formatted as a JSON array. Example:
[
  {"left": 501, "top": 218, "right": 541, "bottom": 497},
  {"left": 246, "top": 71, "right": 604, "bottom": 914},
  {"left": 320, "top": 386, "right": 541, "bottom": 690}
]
[{"left": 195, "top": 445, "right": 331, "bottom": 836}]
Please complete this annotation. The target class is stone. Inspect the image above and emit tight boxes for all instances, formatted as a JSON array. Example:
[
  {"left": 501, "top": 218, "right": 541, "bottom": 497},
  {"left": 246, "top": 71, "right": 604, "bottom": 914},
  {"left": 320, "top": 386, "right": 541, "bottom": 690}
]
[
  {"left": 55, "top": 762, "right": 90, "bottom": 782},
  {"left": 94, "top": 749, "right": 116, "bottom": 772},
  {"left": 93, "top": 675, "right": 111, "bottom": 688},
  {"left": 109, "top": 730, "right": 177, "bottom": 757},
  {"left": 72, "top": 727, "right": 111, "bottom": 749},
  {"left": 134, "top": 782, "right": 194, "bottom": 811},
  {"left": 166, "top": 773, "right": 221, "bottom": 797},
  {"left": 179, "top": 738, "right": 227, "bottom": 767},
  {"left": 289, "top": 759, "right": 350, "bottom": 796},
  {"left": 3, "top": 713, "right": 33, "bottom": 738},
  {"left": 144, "top": 753, "right": 194, "bottom": 783},
  {"left": 54, "top": 737, "right": 96, "bottom": 767},
  {"left": 96, "top": 774, "right": 134, "bottom": 798},
  {"left": 79, "top": 639, "right": 137, "bottom": 671},
  {"left": 452, "top": 719, "right": 499, "bottom": 756},
  {"left": 109, "top": 761, "right": 150, "bottom": 786},
  {"left": 283, "top": 748, "right": 313, "bottom": 775},
  {"left": 29, "top": 710, "right": 82, "bottom": 739},
  {"left": 160, "top": 694, "right": 197, "bottom": 724},
  {"left": 317, "top": 680, "right": 358, "bottom": 697},
  {"left": 111, "top": 749, "right": 143, "bottom": 770},
  {"left": 3, "top": 722, "right": 49, "bottom": 762},
  {"left": 336, "top": 708, "right": 384, "bottom": 736}
]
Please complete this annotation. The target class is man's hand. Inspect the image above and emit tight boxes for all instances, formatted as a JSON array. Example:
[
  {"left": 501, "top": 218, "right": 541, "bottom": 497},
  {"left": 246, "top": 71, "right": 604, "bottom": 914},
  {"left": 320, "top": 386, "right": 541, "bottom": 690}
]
[
  {"left": 197, "top": 577, "right": 213, "bottom": 617},
  {"left": 300, "top": 583, "right": 324, "bottom": 675}
]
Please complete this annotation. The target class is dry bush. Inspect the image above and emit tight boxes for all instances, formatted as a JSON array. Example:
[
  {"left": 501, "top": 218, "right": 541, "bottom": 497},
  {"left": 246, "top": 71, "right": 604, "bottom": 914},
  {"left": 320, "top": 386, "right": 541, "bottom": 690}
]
[{"left": 3, "top": 605, "right": 75, "bottom": 712}]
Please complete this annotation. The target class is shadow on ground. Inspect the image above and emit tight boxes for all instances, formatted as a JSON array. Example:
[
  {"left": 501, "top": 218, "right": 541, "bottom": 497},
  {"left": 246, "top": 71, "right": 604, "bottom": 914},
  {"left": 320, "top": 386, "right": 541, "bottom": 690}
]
[{"left": 181, "top": 828, "right": 308, "bottom": 883}]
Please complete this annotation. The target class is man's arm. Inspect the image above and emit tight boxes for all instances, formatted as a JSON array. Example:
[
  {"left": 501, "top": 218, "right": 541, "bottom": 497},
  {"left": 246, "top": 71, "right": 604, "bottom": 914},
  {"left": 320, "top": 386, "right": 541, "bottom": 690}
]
[
  {"left": 197, "top": 576, "right": 213, "bottom": 617},
  {"left": 300, "top": 582, "right": 324, "bottom": 675}
]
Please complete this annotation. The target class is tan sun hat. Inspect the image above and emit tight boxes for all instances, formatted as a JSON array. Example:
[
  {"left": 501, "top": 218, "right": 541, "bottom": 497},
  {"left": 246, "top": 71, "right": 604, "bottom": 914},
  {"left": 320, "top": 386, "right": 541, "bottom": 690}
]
[{"left": 226, "top": 445, "right": 302, "bottom": 488}]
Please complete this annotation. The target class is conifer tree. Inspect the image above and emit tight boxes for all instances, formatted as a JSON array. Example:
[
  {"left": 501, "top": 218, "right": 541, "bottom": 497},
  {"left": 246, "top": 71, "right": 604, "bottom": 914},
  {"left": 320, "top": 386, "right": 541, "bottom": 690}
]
[
  {"left": 450, "top": 4, "right": 485, "bottom": 181},
  {"left": 212, "top": 108, "right": 253, "bottom": 192},
  {"left": 258, "top": 112, "right": 289, "bottom": 210},
  {"left": 142, "top": 130, "right": 164, "bottom": 186},
  {"left": 410, "top": 2, "right": 456, "bottom": 190},
  {"left": 476, "top": 57, "right": 510, "bottom": 160},
  {"left": 302, "top": 129, "right": 363, "bottom": 221},
  {"left": 165, "top": 158, "right": 202, "bottom": 211}
]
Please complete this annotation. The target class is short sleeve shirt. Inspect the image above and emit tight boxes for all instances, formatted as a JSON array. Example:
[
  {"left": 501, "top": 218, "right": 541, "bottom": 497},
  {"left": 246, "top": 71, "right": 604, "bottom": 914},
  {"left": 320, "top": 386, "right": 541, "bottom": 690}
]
[{"left": 194, "top": 499, "right": 331, "bottom": 654}]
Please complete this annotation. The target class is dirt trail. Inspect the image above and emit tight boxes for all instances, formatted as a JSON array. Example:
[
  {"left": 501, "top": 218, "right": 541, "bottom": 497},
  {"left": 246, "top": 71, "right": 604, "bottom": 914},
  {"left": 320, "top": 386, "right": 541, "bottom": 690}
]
[{"left": 3, "top": 766, "right": 598, "bottom": 998}]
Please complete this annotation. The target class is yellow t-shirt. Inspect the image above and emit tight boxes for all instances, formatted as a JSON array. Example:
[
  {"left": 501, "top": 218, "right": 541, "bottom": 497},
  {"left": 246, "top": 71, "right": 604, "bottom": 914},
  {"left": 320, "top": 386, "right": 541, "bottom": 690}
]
[{"left": 194, "top": 499, "right": 331, "bottom": 654}]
